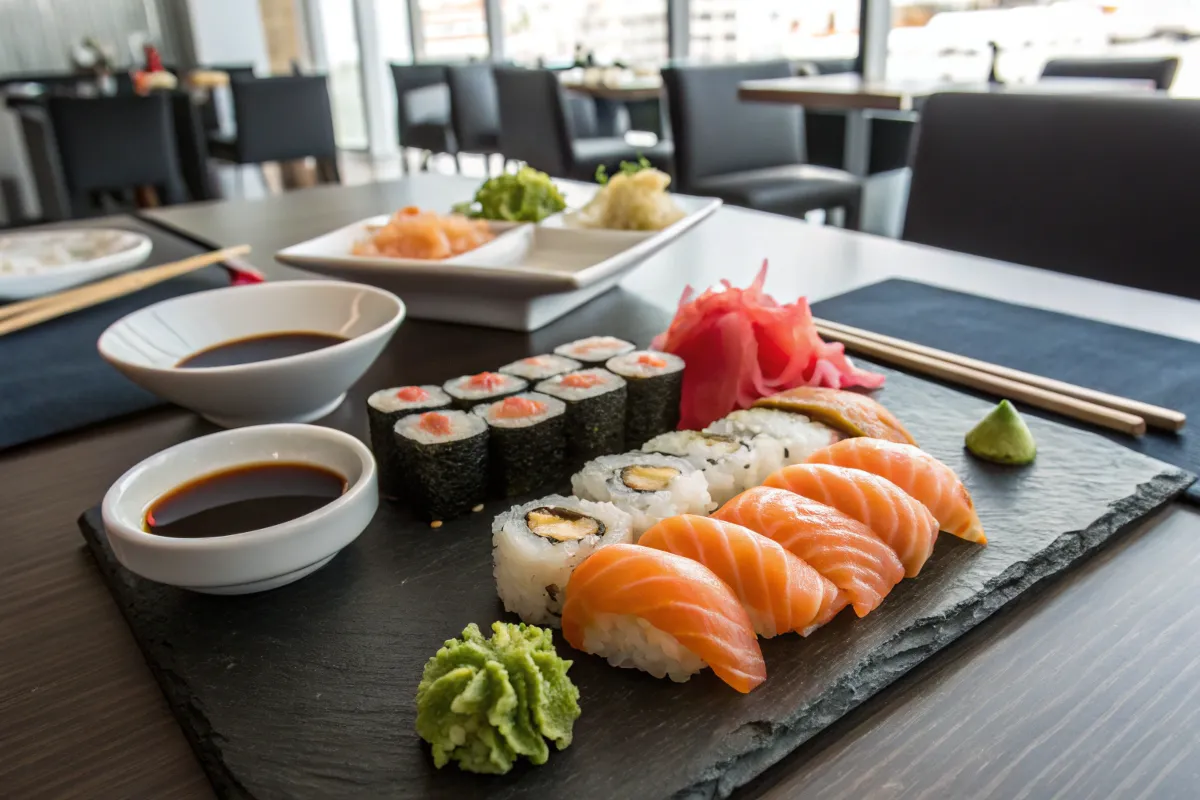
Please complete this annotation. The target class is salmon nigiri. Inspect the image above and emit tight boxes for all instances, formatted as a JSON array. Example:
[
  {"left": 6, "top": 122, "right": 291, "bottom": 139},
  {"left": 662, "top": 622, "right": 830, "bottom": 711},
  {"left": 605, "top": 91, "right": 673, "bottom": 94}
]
[
  {"left": 807, "top": 438, "right": 986, "bottom": 544},
  {"left": 561, "top": 544, "right": 766, "bottom": 693},
  {"left": 714, "top": 487, "right": 904, "bottom": 617},
  {"left": 762, "top": 464, "right": 939, "bottom": 577},
  {"left": 640, "top": 515, "right": 847, "bottom": 638}
]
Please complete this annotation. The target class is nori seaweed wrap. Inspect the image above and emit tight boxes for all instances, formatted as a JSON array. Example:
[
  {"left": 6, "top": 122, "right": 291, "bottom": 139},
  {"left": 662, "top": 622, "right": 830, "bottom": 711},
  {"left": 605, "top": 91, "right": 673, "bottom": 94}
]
[
  {"left": 473, "top": 392, "right": 567, "bottom": 497},
  {"left": 394, "top": 410, "right": 489, "bottom": 521}
]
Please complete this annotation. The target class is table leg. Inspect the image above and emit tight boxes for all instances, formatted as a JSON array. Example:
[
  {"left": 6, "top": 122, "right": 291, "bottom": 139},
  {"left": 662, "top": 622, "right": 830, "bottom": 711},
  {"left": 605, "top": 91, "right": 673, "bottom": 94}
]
[{"left": 843, "top": 110, "right": 872, "bottom": 178}]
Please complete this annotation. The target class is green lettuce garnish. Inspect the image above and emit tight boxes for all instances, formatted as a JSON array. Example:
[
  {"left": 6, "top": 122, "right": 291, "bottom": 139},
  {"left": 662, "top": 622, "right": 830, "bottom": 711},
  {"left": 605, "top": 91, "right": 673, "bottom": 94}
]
[
  {"left": 415, "top": 622, "right": 581, "bottom": 774},
  {"left": 595, "top": 155, "right": 652, "bottom": 185},
  {"left": 452, "top": 167, "right": 566, "bottom": 222}
]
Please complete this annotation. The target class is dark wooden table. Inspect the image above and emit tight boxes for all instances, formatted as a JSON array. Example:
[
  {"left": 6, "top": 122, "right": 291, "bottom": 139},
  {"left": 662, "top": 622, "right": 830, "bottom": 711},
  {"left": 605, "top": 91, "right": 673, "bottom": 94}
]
[{"left": 3, "top": 175, "right": 1200, "bottom": 799}]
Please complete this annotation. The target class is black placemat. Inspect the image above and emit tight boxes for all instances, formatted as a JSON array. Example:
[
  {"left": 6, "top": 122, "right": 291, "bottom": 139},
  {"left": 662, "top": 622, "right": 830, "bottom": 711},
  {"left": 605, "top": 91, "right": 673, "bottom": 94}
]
[
  {"left": 0, "top": 216, "right": 233, "bottom": 451},
  {"left": 812, "top": 279, "right": 1200, "bottom": 501},
  {"left": 77, "top": 361, "right": 1191, "bottom": 800}
]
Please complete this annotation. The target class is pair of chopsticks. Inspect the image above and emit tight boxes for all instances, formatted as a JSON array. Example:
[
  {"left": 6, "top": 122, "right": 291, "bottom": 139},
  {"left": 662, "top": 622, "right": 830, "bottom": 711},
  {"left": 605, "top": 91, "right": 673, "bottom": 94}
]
[
  {"left": 814, "top": 318, "right": 1185, "bottom": 437},
  {"left": 0, "top": 245, "right": 253, "bottom": 338}
]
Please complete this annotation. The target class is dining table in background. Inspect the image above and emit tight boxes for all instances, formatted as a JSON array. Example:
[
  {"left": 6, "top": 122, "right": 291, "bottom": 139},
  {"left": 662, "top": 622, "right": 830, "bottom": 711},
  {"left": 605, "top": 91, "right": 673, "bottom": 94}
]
[
  {"left": 3, "top": 173, "right": 1200, "bottom": 799},
  {"left": 738, "top": 73, "right": 1161, "bottom": 177}
]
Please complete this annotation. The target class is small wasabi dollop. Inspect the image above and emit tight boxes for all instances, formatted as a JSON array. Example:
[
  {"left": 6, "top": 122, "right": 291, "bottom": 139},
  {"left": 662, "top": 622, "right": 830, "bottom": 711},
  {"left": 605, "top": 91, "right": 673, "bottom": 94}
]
[
  {"left": 415, "top": 621, "right": 580, "bottom": 774},
  {"left": 965, "top": 400, "right": 1037, "bottom": 465}
]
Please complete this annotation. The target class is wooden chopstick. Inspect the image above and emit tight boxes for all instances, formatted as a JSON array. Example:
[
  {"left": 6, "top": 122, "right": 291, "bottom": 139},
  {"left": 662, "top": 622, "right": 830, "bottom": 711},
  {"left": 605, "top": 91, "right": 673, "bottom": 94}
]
[
  {"left": 815, "top": 318, "right": 1184, "bottom": 433},
  {"left": 0, "top": 245, "right": 251, "bottom": 337},
  {"left": 815, "top": 323, "right": 1147, "bottom": 437}
]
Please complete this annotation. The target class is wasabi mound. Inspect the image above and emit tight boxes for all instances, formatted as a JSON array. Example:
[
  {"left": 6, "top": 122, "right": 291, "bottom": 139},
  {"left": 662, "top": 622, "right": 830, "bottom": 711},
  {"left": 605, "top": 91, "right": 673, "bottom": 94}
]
[
  {"left": 415, "top": 621, "right": 580, "bottom": 774},
  {"left": 966, "top": 400, "right": 1036, "bottom": 465}
]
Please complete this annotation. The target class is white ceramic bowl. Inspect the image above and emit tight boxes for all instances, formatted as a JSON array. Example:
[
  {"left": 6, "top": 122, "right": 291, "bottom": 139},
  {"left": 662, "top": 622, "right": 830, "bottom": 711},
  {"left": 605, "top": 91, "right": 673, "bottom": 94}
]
[
  {"left": 98, "top": 280, "right": 404, "bottom": 427},
  {"left": 102, "top": 424, "right": 378, "bottom": 594}
]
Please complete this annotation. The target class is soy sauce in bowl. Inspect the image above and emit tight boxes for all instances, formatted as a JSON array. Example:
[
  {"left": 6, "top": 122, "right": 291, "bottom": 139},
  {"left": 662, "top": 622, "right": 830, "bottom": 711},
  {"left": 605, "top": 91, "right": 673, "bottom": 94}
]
[
  {"left": 144, "top": 462, "right": 347, "bottom": 538},
  {"left": 176, "top": 332, "right": 347, "bottom": 369}
]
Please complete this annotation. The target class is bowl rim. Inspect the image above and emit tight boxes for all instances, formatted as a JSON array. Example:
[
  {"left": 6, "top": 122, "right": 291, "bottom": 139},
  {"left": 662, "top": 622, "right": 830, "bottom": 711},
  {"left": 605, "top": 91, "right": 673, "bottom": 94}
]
[
  {"left": 96, "top": 279, "right": 405, "bottom": 376},
  {"left": 101, "top": 423, "right": 377, "bottom": 551}
]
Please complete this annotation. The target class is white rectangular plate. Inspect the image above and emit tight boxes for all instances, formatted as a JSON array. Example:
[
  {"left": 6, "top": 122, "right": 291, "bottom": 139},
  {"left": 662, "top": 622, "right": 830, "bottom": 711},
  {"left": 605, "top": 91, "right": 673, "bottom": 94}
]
[{"left": 274, "top": 193, "right": 722, "bottom": 331}]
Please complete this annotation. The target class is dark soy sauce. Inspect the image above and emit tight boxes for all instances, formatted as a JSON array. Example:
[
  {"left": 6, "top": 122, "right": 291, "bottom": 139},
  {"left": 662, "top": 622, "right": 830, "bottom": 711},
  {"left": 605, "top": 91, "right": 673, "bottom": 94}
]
[
  {"left": 176, "top": 332, "right": 347, "bottom": 368},
  {"left": 144, "top": 462, "right": 347, "bottom": 538}
]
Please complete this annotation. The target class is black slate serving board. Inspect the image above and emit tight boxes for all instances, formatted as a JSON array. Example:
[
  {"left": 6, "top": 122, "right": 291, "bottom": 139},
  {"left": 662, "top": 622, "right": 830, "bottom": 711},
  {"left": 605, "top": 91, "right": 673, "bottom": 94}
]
[{"left": 79, "top": 362, "right": 1191, "bottom": 800}]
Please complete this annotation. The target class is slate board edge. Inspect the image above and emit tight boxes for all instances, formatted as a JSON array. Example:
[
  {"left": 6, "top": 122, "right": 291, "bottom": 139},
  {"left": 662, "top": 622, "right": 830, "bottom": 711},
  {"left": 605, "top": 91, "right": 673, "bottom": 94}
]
[
  {"left": 677, "top": 468, "right": 1195, "bottom": 800},
  {"left": 77, "top": 509, "right": 254, "bottom": 800}
]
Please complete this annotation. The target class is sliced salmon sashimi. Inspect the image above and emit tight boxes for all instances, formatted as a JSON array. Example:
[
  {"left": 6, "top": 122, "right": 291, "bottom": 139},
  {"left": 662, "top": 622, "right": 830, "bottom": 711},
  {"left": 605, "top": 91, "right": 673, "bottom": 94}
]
[
  {"left": 763, "top": 463, "right": 940, "bottom": 577},
  {"left": 713, "top": 487, "right": 905, "bottom": 617},
  {"left": 808, "top": 438, "right": 986, "bottom": 545},
  {"left": 640, "top": 515, "right": 847, "bottom": 638}
]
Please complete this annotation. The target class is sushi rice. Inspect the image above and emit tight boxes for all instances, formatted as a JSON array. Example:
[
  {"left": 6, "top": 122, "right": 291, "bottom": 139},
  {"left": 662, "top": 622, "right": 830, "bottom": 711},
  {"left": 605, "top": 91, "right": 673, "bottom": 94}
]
[
  {"left": 642, "top": 430, "right": 778, "bottom": 506},
  {"left": 498, "top": 354, "right": 581, "bottom": 382},
  {"left": 571, "top": 453, "right": 713, "bottom": 538},
  {"left": 492, "top": 495, "right": 633, "bottom": 627},
  {"left": 443, "top": 371, "right": 527, "bottom": 410},
  {"left": 580, "top": 613, "right": 705, "bottom": 682},
  {"left": 705, "top": 408, "right": 841, "bottom": 475},
  {"left": 554, "top": 336, "right": 635, "bottom": 365}
]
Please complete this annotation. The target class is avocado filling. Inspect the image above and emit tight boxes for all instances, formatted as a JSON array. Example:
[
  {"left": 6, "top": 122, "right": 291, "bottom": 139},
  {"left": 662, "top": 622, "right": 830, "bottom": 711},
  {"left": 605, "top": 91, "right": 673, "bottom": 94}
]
[
  {"left": 526, "top": 507, "right": 603, "bottom": 541},
  {"left": 620, "top": 464, "right": 680, "bottom": 492}
]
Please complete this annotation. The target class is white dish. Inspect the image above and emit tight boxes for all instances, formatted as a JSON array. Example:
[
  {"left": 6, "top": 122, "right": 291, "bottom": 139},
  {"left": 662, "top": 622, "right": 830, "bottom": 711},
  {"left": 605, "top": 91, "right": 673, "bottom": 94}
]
[
  {"left": 274, "top": 193, "right": 722, "bottom": 331},
  {"left": 98, "top": 280, "right": 404, "bottom": 428},
  {"left": 102, "top": 424, "right": 378, "bottom": 594},
  {"left": 0, "top": 227, "right": 153, "bottom": 299}
]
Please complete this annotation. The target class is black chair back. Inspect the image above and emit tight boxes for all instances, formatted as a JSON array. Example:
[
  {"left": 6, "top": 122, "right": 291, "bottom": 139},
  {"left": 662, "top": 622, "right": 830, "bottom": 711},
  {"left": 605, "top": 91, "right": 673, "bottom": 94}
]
[
  {"left": 229, "top": 75, "right": 337, "bottom": 163},
  {"left": 47, "top": 94, "right": 187, "bottom": 215},
  {"left": 904, "top": 92, "right": 1200, "bottom": 299},
  {"left": 446, "top": 64, "right": 500, "bottom": 152},
  {"left": 494, "top": 68, "right": 572, "bottom": 177},
  {"left": 1041, "top": 57, "right": 1179, "bottom": 91},
  {"left": 390, "top": 63, "right": 453, "bottom": 151},
  {"left": 661, "top": 61, "right": 803, "bottom": 192}
]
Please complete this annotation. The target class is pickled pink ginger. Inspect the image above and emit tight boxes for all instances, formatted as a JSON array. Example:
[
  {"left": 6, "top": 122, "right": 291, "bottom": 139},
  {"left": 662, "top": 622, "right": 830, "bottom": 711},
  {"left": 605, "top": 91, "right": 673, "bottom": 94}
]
[{"left": 651, "top": 262, "right": 885, "bottom": 429}]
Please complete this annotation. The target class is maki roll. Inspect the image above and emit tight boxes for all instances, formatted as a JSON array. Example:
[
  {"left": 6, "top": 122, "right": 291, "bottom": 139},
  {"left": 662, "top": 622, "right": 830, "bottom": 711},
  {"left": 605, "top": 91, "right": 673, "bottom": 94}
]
[
  {"left": 705, "top": 408, "right": 841, "bottom": 475},
  {"left": 394, "top": 410, "right": 489, "bottom": 521},
  {"left": 366, "top": 385, "right": 451, "bottom": 499},
  {"left": 498, "top": 354, "right": 581, "bottom": 382},
  {"left": 642, "top": 430, "right": 778, "bottom": 506},
  {"left": 553, "top": 336, "right": 635, "bottom": 365},
  {"left": 492, "top": 495, "right": 633, "bottom": 626},
  {"left": 473, "top": 393, "right": 567, "bottom": 497},
  {"left": 536, "top": 369, "right": 628, "bottom": 468},
  {"left": 605, "top": 350, "right": 685, "bottom": 447},
  {"left": 443, "top": 371, "right": 527, "bottom": 411},
  {"left": 571, "top": 453, "right": 713, "bottom": 539}
]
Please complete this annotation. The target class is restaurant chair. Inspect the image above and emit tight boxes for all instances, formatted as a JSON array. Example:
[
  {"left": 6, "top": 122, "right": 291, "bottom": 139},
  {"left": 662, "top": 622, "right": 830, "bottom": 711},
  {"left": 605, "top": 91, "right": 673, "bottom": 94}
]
[
  {"left": 390, "top": 63, "right": 456, "bottom": 172},
  {"left": 661, "top": 61, "right": 861, "bottom": 228},
  {"left": 903, "top": 92, "right": 1200, "bottom": 299},
  {"left": 494, "top": 67, "right": 672, "bottom": 182},
  {"left": 1040, "top": 57, "right": 1179, "bottom": 91},
  {"left": 446, "top": 64, "right": 501, "bottom": 174},
  {"left": 47, "top": 94, "right": 188, "bottom": 217},
  {"left": 199, "top": 63, "right": 257, "bottom": 133},
  {"left": 207, "top": 75, "right": 340, "bottom": 192}
]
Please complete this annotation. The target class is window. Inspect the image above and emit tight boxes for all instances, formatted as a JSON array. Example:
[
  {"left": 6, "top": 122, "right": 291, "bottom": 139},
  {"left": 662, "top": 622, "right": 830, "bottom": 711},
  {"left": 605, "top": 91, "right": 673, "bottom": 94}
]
[
  {"left": 887, "top": 1, "right": 1200, "bottom": 90},
  {"left": 688, "top": 0, "right": 860, "bottom": 64},
  {"left": 316, "top": 0, "right": 368, "bottom": 148},
  {"left": 416, "top": 0, "right": 489, "bottom": 60},
  {"left": 502, "top": 0, "right": 668, "bottom": 67}
]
